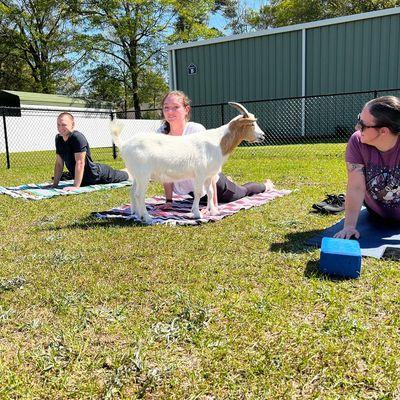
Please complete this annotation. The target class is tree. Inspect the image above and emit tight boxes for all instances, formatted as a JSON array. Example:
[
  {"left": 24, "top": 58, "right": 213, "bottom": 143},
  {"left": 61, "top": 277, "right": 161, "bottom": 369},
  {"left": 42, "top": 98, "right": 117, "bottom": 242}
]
[
  {"left": 247, "top": 0, "right": 400, "bottom": 30},
  {"left": 77, "top": 0, "right": 221, "bottom": 117},
  {"left": 168, "top": 0, "right": 221, "bottom": 43},
  {"left": 0, "top": 0, "right": 80, "bottom": 93},
  {"left": 0, "top": 21, "right": 34, "bottom": 90},
  {"left": 85, "top": 64, "right": 125, "bottom": 105},
  {"left": 138, "top": 69, "right": 169, "bottom": 109},
  {"left": 217, "top": 0, "right": 254, "bottom": 34}
]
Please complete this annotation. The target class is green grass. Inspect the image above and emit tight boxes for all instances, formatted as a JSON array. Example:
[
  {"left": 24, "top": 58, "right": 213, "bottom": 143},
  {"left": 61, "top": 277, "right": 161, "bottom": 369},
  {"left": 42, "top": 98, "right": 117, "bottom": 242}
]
[{"left": 1, "top": 144, "right": 400, "bottom": 399}]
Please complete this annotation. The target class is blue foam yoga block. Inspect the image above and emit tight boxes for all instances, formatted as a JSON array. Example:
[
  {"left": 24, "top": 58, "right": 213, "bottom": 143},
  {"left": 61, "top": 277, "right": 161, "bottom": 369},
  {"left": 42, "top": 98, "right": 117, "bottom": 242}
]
[{"left": 319, "top": 237, "right": 362, "bottom": 278}]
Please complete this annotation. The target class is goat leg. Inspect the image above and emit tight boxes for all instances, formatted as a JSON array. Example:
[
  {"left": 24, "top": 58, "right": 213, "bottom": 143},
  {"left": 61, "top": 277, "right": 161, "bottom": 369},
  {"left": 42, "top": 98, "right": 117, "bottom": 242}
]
[
  {"left": 204, "top": 177, "right": 219, "bottom": 216},
  {"left": 134, "top": 177, "right": 153, "bottom": 224},
  {"left": 191, "top": 179, "right": 203, "bottom": 219},
  {"left": 129, "top": 179, "right": 137, "bottom": 215}
]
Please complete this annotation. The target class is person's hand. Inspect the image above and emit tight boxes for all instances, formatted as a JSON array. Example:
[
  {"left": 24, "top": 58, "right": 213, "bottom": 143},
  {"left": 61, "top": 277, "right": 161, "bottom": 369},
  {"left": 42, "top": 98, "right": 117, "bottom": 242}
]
[
  {"left": 62, "top": 186, "right": 80, "bottom": 192},
  {"left": 333, "top": 226, "right": 360, "bottom": 239}
]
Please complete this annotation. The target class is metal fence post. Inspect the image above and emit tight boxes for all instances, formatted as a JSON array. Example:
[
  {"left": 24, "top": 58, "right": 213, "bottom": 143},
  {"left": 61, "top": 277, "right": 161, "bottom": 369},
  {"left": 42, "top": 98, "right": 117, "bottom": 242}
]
[
  {"left": 110, "top": 111, "right": 117, "bottom": 159},
  {"left": 2, "top": 108, "right": 11, "bottom": 169}
]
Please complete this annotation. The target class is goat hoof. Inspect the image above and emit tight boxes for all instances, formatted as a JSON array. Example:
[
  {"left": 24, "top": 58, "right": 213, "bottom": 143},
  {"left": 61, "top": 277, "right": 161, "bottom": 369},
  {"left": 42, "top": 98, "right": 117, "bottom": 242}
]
[{"left": 142, "top": 215, "right": 153, "bottom": 224}]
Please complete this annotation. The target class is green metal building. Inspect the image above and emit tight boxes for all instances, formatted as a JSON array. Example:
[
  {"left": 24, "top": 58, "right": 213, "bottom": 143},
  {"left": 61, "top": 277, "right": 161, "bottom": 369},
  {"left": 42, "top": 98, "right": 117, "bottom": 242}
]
[
  {"left": 167, "top": 7, "right": 400, "bottom": 104},
  {"left": 167, "top": 7, "right": 400, "bottom": 138}
]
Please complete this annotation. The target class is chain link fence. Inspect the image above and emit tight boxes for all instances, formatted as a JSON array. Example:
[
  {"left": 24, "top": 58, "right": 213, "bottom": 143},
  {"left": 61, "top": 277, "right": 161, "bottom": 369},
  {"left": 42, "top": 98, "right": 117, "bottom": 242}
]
[
  {"left": 191, "top": 88, "right": 400, "bottom": 147},
  {"left": 1, "top": 88, "right": 400, "bottom": 169}
]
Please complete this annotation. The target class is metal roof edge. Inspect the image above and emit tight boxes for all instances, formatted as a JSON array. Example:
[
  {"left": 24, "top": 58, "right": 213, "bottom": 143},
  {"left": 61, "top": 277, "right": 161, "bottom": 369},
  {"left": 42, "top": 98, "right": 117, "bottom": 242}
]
[
  {"left": 166, "top": 6, "right": 400, "bottom": 51},
  {"left": 0, "top": 90, "right": 113, "bottom": 109}
]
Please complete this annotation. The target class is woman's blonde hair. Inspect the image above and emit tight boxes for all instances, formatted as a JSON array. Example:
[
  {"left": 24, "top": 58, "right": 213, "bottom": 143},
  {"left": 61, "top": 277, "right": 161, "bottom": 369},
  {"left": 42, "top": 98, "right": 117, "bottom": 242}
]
[{"left": 160, "top": 90, "right": 191, "bottom": 134}]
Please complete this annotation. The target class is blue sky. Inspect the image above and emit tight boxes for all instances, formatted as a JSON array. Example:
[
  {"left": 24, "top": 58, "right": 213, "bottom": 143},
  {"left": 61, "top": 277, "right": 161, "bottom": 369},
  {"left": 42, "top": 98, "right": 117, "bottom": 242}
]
[{"left": 209, "top": 0, "right": 267, "bottom": 33}]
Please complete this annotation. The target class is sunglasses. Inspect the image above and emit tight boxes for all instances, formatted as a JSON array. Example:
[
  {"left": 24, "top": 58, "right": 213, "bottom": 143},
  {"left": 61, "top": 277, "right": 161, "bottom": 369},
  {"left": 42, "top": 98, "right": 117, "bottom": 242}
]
[{"left": 356, "top": 114, "right": 384, "bottom": 131}]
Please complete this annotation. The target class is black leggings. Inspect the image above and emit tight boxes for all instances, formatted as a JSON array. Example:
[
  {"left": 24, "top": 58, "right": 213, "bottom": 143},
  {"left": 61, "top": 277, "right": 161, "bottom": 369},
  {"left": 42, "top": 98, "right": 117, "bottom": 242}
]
[
  {"left": 365, "top": 204, "right": 399, "bottom": 226},
  {"left": 81, "top": 164, "right": 129, "bottom": 186},
  {"left": 194, "top": 173, "right": 266, "bottom": 204}
]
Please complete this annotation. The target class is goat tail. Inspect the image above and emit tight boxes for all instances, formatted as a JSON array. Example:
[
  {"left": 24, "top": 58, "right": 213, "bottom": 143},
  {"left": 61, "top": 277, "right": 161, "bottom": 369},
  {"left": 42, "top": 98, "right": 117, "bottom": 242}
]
[{"left": 110, "top": 121, "right": 123, "bottom": 149}]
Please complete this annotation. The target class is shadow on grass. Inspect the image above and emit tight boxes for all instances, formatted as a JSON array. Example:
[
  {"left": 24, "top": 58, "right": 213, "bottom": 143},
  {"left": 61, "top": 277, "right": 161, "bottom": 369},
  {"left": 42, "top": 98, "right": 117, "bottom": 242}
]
[
  {"left": 304, "top": 259, "right": 355, "bottom": 282},
  {"left": 270, "top": 229, "right": 357, "bottom": 281},
  {"left": 269, "top": 228, "right": 322, "bottom": 254},
  {"left": 45, "top": 213, "right": 199, "bottom": 231},
  {"left": 47, "top": 214, "right": 148, "bottom": 230}
]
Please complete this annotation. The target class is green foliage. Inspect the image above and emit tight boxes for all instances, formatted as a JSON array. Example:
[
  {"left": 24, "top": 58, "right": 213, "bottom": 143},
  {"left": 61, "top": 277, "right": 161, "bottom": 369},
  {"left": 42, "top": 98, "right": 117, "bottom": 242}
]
[
  {"left": 77, "top": 0, "right": 220, "bottom": 112},
  {"left": 245, "top": 0, "right": 400, "bottom": 30},
  {"left": 217, "top": 0, "right": 255, "bottom": 34},
  {"left": 0, "top": 0, "right": 80, "bottom": 94},
  {"left": 138, "top": 70, "right": 169, "bottom": 109},
  {"left": 85, "top": 65, "right": 125, "bottom": 105},
  {"left": 168, "top": 0, "right": 221, "bottom": 43}
]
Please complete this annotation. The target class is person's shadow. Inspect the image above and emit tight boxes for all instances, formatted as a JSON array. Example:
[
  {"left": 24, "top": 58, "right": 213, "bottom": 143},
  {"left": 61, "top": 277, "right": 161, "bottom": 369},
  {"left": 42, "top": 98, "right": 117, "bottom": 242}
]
[{"left": 269, "top": 228, "right": 322, "bottom": 255}]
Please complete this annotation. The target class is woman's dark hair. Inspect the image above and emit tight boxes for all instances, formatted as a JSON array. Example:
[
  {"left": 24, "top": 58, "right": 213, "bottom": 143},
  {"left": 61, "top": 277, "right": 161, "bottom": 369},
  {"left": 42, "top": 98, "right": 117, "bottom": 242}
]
[
  {"left": 160, "top": 90, "right": 191, "bottom": 134},
  {"left": 366, "top": 96, "right": 400, "bottom": 135}
]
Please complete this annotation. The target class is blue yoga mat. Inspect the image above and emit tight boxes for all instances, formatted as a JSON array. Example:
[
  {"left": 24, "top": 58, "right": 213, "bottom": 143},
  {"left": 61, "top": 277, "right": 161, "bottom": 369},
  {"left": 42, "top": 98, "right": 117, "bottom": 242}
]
[{"left": 306, "top": 209, "right": 400, "bottom": 259}]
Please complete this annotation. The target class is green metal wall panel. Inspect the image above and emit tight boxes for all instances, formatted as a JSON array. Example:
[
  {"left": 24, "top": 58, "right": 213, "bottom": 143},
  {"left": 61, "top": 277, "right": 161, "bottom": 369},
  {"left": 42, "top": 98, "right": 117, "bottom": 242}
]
[
  {"left": 305, "top": 14, "right": 400, "bottom": 135},
  {"left": 171, "top": 9, "right": 400, "bottom": 137},
  {"left": 175, "top": 30, "right": 302, "bottom": 105},
  {"left": 306, "top": 14, "right": 400, "bottom": 96}
]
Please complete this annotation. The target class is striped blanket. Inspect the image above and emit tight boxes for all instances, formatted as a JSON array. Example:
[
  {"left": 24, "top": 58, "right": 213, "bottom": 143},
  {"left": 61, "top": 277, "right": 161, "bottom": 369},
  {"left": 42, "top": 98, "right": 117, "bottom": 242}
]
[
  {"left": 0, "top": 180, "right": 131, "bottom": 200},
  {"left": 94, "top": 188, "right": 291, "bottom": 226}
]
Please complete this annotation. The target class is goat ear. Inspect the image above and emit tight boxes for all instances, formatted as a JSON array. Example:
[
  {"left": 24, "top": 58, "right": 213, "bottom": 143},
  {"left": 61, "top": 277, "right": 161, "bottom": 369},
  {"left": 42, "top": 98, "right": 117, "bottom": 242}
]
[{"left": 228, "top": 102, "right": 250, "bottom": 118}]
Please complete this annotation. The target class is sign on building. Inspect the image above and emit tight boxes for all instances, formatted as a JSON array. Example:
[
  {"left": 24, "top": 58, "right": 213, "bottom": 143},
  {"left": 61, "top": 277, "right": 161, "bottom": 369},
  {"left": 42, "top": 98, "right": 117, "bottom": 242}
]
[{"left": 187, "top": 64, "right": 197, "bottom": 75}]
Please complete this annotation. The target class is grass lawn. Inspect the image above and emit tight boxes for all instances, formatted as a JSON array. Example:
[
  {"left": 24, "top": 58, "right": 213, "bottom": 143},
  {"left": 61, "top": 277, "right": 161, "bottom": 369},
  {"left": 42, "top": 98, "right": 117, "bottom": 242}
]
[{"left": 0, "top": 144, "right": 399, "bottom": 399}]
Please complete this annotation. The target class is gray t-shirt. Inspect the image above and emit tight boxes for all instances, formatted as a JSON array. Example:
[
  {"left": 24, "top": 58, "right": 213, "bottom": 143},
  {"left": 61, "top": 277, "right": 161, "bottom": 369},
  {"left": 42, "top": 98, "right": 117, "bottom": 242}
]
[{"left": 346, "top": 130, "right": 400, "bottom": 220}]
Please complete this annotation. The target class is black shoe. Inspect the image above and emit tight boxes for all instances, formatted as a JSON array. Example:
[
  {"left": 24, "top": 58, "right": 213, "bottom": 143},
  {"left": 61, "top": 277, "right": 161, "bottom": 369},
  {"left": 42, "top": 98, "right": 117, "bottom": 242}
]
[{"left": 312, "top": 194, "right": 345, "bottom": 214}]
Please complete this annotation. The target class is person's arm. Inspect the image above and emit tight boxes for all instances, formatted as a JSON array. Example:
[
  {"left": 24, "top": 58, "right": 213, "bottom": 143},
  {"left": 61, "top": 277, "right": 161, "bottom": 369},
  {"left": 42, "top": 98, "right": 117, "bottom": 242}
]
[
  {"left": 64, "top": 152, "right": 85, "bottom": 191},
  {"left": 334, "top": 162, "right": 365, "bottom": 239},
  {"left": 52, "top": 154, "right": 64, "bottom": 188}
]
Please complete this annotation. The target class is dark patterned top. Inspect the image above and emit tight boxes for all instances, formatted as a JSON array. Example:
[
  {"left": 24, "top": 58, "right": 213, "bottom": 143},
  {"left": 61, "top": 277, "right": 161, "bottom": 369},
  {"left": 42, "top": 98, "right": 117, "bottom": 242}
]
[{"left": 346, "top": 130, "right": 400, "bottom": 220}]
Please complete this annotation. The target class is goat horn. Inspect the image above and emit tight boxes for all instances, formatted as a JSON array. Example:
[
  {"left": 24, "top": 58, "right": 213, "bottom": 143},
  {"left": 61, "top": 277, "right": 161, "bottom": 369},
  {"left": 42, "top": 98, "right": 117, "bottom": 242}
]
[{"left": 228, "top": 102, "right": 250, "bottom": 117}]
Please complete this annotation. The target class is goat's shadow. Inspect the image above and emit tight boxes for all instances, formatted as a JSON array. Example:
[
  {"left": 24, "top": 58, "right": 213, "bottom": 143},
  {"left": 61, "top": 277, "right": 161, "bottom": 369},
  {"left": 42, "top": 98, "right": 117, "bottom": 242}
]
[
  {"left": 44, "top": 209, "right": 204, "bottom": 231},
  {"left": 45, "top": 214, "right": 147, "bottom": 231}
]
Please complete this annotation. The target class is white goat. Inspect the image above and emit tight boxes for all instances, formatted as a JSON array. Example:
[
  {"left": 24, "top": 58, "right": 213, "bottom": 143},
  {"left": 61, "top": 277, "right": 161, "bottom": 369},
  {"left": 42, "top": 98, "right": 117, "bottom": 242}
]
[{"left": 111, "top": 102, "right": 264, "bottom": 223}]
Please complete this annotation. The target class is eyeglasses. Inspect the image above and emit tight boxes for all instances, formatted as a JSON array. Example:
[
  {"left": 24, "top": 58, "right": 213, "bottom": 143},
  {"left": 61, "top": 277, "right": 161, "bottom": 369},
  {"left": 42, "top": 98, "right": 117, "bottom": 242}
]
[{"left": 356, "top": 114, "right": 384, "bottom": 131}]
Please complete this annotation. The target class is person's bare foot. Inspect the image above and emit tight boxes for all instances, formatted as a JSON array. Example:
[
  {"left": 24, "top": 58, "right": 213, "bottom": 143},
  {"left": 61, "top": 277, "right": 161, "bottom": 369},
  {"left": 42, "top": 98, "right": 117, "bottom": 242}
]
[{"left": 264, "top": 179, "right": 275, "bottom": 191}]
